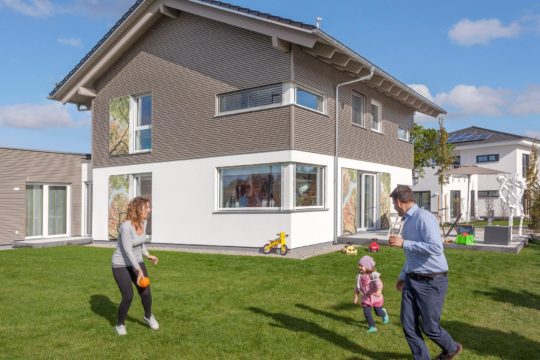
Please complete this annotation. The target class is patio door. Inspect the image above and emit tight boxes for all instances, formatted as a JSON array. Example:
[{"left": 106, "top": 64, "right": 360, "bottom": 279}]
[
  {"left": 358, "top": 173, "right": 376, "bottom": 230},
  {"left": 450, "top": 190, "right": 461, "bottom": 219},
  {"left": 26, "top": 184, "right": 69, "bottom": 238}
]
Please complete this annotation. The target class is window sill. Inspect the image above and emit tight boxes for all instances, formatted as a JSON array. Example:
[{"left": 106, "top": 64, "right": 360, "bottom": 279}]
[
  {"left": 371, "top": 128, "right": 383, "bottom": 135},
  {"left": 110, "top": 150, "right": 152, "bottom": 158},
  {"left": 213, "top": 208, "right": 329, "bottom": 214},
  {"left": 351, "top": 122, "right": 366, "bottom": 129},
  {"left": 398, "top": 138, "right": 411, "bottom": 143},
  {"left": 215, "top": 103, "right": 286, "bottom": 118}
]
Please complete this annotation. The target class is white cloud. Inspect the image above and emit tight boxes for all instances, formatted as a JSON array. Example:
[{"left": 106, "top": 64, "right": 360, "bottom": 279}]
[
  {"left": 0, "top": 0, "right": 54, "bottom": 17},
  {"left": 0, "top": 103, "right": 89, "bottom": 128},
  {"left": 509, "top": 86, "right": 540, "bottom": 116},
  {"left": 57, "top": 37, "right": 82, "bottom": 47},
  {"left": 449, "top": 18, "right": 522, "bottom": 46},
  {"left": 435, "top": 84, "right": 509, "bottom": 117},
  {"left": 408, "top": 84, "right": 434, "bottom": 102}
]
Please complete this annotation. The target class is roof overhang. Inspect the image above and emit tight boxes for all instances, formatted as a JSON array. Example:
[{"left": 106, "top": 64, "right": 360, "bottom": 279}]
[{"left": 49, "top": 0, "right": 446, "bottom": 118}]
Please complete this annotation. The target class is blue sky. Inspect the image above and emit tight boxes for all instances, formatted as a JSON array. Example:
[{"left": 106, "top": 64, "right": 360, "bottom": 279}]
[{"left": 0, "top": 0, "right": 539, "bottom": 153}]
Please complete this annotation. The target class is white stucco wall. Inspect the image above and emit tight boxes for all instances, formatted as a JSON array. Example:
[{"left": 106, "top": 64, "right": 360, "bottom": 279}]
[{"left": 93, "top": 150, "right": 412, "bottom": 248}]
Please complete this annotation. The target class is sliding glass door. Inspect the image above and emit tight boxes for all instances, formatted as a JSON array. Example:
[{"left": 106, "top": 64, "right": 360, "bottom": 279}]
[
  {"left": 26, "top": 184, "right": 69, "bottom": 238},
  {"left": 357, "top": 173, "right": 376, "bottom": 230}
]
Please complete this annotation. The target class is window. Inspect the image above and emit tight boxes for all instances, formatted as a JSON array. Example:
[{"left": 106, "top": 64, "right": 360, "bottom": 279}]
[
  {"left": 476, "top": 154, "right": 499, "bottom": 163},
  {"left": 452, "top": 156, "right": 461, "bottom": 169},
  {"left": 133, "top": 94, "right": 152, "bottom": 152},
  {"left": 398, "top": 127, "right": 409, "bottom": 141},
  {"left": 26, "top": 184, "right": 69, "bottom": 238},
  {"left": 295, "top": 164, "right": 324, "bottom": 207},
  {"left": 414, "top": 191, "right": 431, "bottom": 211},
  {"left": 352, "top": 93, "right": 365, "bottom": 126},
  {"left": 219, "top": 164, "right": 281, "bottom": 209},
  {"left": 218, "top": 83, "right": 282, "bottom": 114},
  {"left": 478, "top": 190, "right": 499, "bottom": 198},
  {"left": 370, "top": 100, "right": 382, "bottom": 132},
  {"left": 523, "top": 153, "right": 530, "bottom": 177},
  {"left": 296, "top": 86, "right": 324, "bottom": 113},
  {"left": 135, "top": 174, "right": 152, "bottom": 236}
]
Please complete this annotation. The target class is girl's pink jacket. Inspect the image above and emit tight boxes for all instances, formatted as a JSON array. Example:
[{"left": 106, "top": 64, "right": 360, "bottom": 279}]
[{"left": 355, "top": 273, "right": 384, "bottom": 307}]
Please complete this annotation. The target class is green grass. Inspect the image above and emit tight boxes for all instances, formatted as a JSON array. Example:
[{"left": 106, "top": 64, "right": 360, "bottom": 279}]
[{"left": 1, "top": 244, "right": 540, "bottom": 359}]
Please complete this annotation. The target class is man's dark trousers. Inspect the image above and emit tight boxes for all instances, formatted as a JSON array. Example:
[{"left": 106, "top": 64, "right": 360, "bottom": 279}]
[{"left": 401, "top": 275, "right": 458, "bottom": 360}]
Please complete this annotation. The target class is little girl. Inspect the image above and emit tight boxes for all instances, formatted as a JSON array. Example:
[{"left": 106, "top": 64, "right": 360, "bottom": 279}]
[{"left": 353, "top": 255, "right": 389, "bottom": 333}]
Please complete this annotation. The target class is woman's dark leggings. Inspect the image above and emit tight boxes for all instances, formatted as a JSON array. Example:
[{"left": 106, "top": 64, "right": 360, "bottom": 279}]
[
  {"left": 363, "top": 305, "right": 385, "bottom": 327},
  {"left": 112, "top": 263, "right": 152, "bottom": 325}
]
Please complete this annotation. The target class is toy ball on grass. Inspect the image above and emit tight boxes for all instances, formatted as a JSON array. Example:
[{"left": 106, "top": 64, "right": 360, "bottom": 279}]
[{"left": 138, "top": 276, "right": 150, "bottom": 288}]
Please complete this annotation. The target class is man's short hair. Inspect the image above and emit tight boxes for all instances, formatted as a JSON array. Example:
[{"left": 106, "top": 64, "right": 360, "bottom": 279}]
[{"left": 390, "top": 185, "right": 415, "bottom": 203}]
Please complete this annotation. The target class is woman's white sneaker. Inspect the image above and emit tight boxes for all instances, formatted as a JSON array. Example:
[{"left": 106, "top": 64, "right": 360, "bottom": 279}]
[
  {"left": 144, "top": 315, "right": 159, "bottom": 330},
  {"left": 115, "top": 324, "right": 127, "bottom": 336}
]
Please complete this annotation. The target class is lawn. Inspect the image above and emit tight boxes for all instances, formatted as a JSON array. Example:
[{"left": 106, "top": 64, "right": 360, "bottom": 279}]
[{"left": 1, "top": 243, "right": 539, "bottom": 359}]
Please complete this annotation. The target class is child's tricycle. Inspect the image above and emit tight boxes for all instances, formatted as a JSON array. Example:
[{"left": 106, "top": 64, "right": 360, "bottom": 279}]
[{"left": 262, "top": 232, "right": 289, "bottom": 256}]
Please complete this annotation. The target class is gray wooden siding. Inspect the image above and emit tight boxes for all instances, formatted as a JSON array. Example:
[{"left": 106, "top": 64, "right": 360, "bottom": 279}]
[
  {"left": 92, "top": 13, "right": 291, "bottom": 168},
  {"left": 293, "top": 47, "right": 414, "bottom": 168},
  {"left": 0, "top": 148, "right": 86, "bottom": 245}
]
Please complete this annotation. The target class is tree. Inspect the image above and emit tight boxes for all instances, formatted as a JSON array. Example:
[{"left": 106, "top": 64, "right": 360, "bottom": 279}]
[
  {"left": 526, "top": 143, "right": 540, "bottom": 228},
  {"left": 410, "top": 123, "right": 438, "bottom": 178},
  {"left": 434, "top": 118, "right": 455, "bottom": 189}
]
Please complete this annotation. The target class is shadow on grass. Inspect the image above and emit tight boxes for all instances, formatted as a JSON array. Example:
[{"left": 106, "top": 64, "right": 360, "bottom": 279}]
[
  {"left": 295, "top": 303, "right": 361, "bottom": 327},
  {"left": 474, "top": 287, "right": 540, "bottom": 310},
  {"left": 248, "top": 307, "right": 408, "bottom": 359},
  {"left": 443, "top": 320, "right": 540, "bottom": 358},
  {"left": 90, "top": 294, "right": 145, "bottom": 326}
]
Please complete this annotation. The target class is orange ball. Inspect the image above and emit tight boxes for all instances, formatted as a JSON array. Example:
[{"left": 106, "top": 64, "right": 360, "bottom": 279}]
[{"left": 138, "top": 276, "right": 150, "bottom": 288}]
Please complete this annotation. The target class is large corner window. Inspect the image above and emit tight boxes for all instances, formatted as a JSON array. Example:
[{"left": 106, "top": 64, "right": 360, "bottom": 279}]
[
  {"left": 26, "top": 184, "right": 69, "bottom": 238},
  {"left": 134, "top": 95, "right": 152, "bottom": 152},
  {"left": 522, "top": 153, "right": 530, "bottom": 177},
  {"left": 295, "top": 164, "right": 325, "bottom": 208},
  {"left": 476, "top": 154, "right": 499, "bottom": 163},
  {"left": 453, "top": 156, "right": 461, "bottom": 169},
  {"left": 296, "top": 86, "right": 324, "bottom": 113},
  {"left": 370, "top": 99, "right": 382, "bottom": 132},
  {"left": 352, "top": 92, "right": 365, "bottom": 126},
  {"left": 218, "top": 84, "right": 282, "bottom": 115},
  {"left": 219, "top": 164, "right": 281, "bottom": 209},
  {"left": 398, "top": 127, "right": 409, "bottom": 141}
]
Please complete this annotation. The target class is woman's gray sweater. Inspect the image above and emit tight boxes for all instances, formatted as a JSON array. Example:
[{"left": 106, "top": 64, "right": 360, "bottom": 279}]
[{"left": 111, "top": 220, "right": 149, "bottom": 271}]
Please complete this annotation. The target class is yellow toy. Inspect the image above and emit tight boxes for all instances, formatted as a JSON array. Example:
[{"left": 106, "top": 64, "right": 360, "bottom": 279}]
[
  {"left": 262, "top": 232, "right": 289, "bottom": 256},
  {"left": 342, "top": 242, "right": 358, "bottom": 255}
]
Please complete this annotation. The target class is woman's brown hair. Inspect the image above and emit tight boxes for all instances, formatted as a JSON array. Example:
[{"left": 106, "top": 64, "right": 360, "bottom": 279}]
[{"left": 126, "top": 196, "right": 150, "bottom": 230}]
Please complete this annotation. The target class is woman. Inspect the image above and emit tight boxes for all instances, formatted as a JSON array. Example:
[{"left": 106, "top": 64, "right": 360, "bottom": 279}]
[{"left": 111, "top": 196, "right": 159, "bottom": 336}]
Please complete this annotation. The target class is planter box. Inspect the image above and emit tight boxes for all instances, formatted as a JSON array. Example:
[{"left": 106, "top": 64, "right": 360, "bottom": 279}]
[{"left": 484, "top": 226, "right": 511, "bottom": 245}]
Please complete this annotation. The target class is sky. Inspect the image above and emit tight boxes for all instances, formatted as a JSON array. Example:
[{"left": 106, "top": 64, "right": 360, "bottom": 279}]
[{"left": 0, "top": 0, "right": 539, "bottom": 153}]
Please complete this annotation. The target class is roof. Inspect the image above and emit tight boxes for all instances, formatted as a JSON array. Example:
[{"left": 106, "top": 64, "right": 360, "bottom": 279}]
[
  {"left": 445, "top": 165, "right": 509, "bottom": 176},
  {"left": 48, "top": 0, "right": 446, "bottom": 117},
  {"left": 448, "top": 126, "right": 539, "bottom": 145},
  {"left": 0, "top": 146, "right": 91, "bottom": 159}
]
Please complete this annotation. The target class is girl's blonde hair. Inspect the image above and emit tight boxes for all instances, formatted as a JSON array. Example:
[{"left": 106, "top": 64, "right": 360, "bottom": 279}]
[{"left": 126, "top": 196, "right": 150, "bottom": 229}]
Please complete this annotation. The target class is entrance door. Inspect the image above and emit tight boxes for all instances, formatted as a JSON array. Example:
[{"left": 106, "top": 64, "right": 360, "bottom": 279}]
[
  {"left": 358, "top": 173, "right": 376, "bottom": 230},
  {"left": 450, "top": 190, "right": 461, "bottom": 219}
]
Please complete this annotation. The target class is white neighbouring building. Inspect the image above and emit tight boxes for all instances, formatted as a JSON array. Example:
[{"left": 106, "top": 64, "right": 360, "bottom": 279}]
[{"left": 413, "top": 126, "right": 540, "bottom": 222}]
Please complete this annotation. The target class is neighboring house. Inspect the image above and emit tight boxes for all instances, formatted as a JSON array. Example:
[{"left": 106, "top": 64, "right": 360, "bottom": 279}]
[
  {"left": 48, "top": 0, "right": 445, "bottom": 248},
  {"left": 413, "top": 126, "right": 540, "bottom": 222},
  {"left": 0, "top": 147, "right": 92, "bottom": 245}
]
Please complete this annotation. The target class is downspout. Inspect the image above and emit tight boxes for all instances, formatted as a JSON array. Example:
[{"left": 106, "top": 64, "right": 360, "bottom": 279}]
[{"left": 333, "top": 67, "right": 375, "bottom": 244}]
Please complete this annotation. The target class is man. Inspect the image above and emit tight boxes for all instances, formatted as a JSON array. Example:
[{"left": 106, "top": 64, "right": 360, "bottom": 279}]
[{"left": 388, "top": 185, "right": 462, "bottom": 360}]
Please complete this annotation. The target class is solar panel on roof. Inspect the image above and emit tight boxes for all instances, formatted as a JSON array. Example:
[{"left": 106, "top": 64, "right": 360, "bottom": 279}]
[{"left": 447, "top": 132, "right": 491, "bottom": 143}]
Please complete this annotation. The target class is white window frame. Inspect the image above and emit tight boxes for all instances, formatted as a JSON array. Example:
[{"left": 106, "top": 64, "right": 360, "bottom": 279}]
[
  {"left": 293, "top": 163, "right": 325, "bottom": 209},
  {"left": 398, "top": 127, "right": 410, "bottom": 142},
  {"left": 351, "top": 92, "right": 365, "bottom": 127},
  {"left": 216, "top": 83, "right": 284, "bottom": 116},
  {"left": 217, "top": 163, "right": 283, "bottom": 211},
  {"left": 25, "top": 183, "right": 71, "bottom": 239},
  {"left": 130, "top": 93, "right": 152, "bottom": 153},
  {"left": 370, "top": 99, "right": 382, "bottom": 133},
  {"left": 295, "top": 84, "right": 326, "bottom": 114}
]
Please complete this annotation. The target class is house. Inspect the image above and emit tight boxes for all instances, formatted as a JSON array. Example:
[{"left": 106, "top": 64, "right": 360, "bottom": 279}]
[
  {"left": 0, "top": 147, "right": 92, "bottom": 245},
  {"left": 412, "top": 126, "right": 540, "bottom": 222},
  {"left": 48, "top": 0, "right": 445, "bottom": 249}
]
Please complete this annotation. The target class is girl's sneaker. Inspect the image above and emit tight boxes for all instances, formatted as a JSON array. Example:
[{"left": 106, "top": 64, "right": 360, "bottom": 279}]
[
  {"left": 367, "top": 326, "right": 378, "bottom": 333},
  {"left": 382, "top": 308, "right": 389, "bottom": 324},
  {"left": 115, "top": 324, "right": 127, "bottom": 336},
  {"left": 144, "top": 314, "right": 160, "bottom": 330}
]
